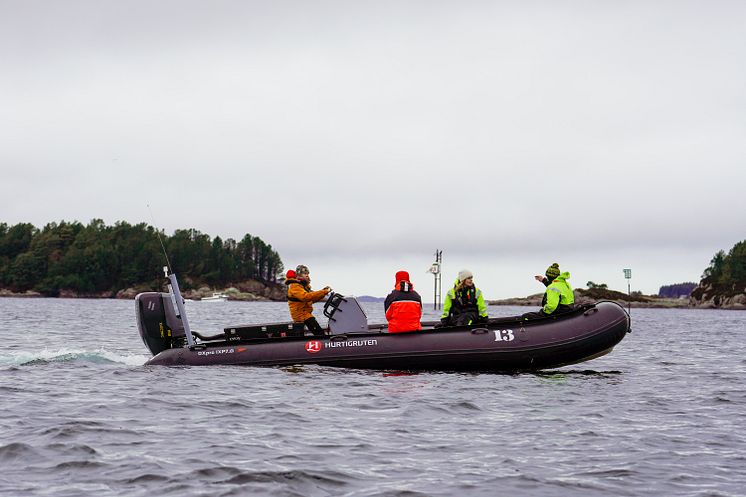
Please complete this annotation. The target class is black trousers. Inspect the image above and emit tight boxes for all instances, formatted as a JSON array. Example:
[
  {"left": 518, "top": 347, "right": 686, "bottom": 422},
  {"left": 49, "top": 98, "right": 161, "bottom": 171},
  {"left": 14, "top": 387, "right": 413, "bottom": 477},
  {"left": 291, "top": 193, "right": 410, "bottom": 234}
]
[
  {"left": 445, "top": 310, "right": 480, "bottom": 326},
  {"left": 303, "top": 317, "right": 325, "bottom": 337},
  {"left": 522, "top": 305, "right": 575, "bottom": 320},
  {"left": 521, "top": 311, "right": 547, "bottom": 320}
]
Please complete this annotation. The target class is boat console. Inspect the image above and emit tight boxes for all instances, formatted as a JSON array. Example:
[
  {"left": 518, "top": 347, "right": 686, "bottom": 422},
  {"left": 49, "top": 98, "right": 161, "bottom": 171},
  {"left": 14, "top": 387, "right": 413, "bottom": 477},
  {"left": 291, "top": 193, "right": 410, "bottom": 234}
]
[{"left": 323, "top": 293, "right": 371, "bottom": 335}]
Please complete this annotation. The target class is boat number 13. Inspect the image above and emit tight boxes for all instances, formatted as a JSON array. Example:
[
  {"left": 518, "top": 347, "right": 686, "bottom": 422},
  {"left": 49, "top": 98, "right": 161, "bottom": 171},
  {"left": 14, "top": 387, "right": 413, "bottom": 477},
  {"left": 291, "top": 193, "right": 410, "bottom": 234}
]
[{"left": 494, "top": 329, "right": 515, "bottom": 342}]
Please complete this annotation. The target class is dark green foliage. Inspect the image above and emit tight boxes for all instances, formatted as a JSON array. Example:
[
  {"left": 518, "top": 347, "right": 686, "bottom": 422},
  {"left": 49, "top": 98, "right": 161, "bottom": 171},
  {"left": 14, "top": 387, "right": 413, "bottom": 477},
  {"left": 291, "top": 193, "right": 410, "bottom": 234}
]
[
  {"left": 692, "top": 240, "right": 746, "bottom": 299},
  {"left": 586, "top": 281, "right": 608, "bottom": 289},
  {"left": 701, "top": 250, "right": 726, "bottom": 282},
  {"left": 658, "top": 282, "right": 697, "bottom": 298},
  {"left": 0, "top": 220, "right": 284, "bottom": 295},
  {"left": 0, "top": 222, "right": 36, "bottom": 259}
]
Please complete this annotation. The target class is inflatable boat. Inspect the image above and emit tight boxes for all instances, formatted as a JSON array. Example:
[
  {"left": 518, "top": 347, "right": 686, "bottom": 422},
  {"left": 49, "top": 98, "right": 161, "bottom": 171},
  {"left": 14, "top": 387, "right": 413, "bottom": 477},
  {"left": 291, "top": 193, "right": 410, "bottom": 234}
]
[{"left": 135, "top": 272, "right": 631, "bottom": 372}]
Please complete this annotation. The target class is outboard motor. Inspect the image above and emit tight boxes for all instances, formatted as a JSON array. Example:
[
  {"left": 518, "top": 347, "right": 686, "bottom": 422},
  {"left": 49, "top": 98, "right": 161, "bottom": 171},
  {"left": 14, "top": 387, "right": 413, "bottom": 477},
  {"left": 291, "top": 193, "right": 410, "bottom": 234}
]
[
  {"left": 323, "top": 293, "right": 369, "bottom": 335},
  {"left": 135, "top": 292, "right": 186, "bottom": 355}
]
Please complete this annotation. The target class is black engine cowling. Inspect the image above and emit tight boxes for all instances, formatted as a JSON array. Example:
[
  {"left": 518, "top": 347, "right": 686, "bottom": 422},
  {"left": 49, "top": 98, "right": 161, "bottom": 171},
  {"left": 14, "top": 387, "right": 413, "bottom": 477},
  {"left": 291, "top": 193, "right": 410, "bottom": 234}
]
[{"left": 135, "top": 292, "right": 185, "bottom": 356}]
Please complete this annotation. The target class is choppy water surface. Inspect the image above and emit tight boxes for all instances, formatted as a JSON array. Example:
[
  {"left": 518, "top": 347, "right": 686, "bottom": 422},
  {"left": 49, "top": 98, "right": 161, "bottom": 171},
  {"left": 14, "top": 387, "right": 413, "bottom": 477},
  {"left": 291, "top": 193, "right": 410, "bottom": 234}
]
[{"left": 0, "top": 297, "right": 744, "bottom": 497}]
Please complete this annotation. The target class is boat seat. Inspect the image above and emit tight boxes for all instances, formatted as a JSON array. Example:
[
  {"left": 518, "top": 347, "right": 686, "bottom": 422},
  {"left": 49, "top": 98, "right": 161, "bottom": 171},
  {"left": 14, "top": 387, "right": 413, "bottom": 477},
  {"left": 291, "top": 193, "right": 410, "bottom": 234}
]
[{"left": 223, "top": 322, "right": 306, "bottom": 341}]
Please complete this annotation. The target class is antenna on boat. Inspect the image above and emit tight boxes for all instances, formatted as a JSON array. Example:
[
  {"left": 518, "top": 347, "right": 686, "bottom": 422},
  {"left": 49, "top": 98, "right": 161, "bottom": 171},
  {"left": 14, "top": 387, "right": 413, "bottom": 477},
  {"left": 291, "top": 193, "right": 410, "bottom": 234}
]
[
  {"left": 428, "top": 250, "right": 443, "bottom": 310},
  {"left": 623, "top": 268, "right": 632, "bottom": 315},
  {"left": 147, "top": 203, "right": 196, "bottom": 348},
  {"left": 148, "top": 203, "right": 172, "bottom": 273}
]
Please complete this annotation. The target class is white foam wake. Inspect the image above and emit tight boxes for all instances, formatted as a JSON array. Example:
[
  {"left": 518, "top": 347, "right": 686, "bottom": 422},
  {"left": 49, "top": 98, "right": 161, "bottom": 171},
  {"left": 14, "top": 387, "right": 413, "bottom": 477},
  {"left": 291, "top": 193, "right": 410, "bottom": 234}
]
[{"left": 0, "top": 347, "right": 149, "bottom": 366}]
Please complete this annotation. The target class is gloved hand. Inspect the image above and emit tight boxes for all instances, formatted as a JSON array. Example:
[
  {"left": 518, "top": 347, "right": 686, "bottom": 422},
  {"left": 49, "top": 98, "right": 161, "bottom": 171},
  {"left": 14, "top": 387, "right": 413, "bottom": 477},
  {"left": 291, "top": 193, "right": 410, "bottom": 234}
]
[
  {"left": 440, "top": 317, "right": 449, "bottom": 326},
  {"left": 477, "top": 315, "right": 489, "bottom": 324}
]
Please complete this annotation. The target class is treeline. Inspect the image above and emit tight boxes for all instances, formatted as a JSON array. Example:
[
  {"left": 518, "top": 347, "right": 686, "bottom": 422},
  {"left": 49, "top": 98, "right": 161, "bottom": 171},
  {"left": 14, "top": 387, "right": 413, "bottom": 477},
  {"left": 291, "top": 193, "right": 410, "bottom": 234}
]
[
  {"left": 658, "top": 282, "right": 697, "bottom": 298},
  {"left": 0, "top": 220, "right": 284, "bottom": 295},
  {"left": 692, "top": 240, "right": 746, "bottom": 298}
]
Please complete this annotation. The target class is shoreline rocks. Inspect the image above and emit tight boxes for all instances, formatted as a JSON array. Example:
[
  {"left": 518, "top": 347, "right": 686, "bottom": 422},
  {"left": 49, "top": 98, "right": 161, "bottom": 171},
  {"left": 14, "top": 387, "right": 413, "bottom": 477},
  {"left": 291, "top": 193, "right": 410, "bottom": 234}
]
[
  {"left": 487, "top": 288, "right": 746, "bottom": 310},
  {"left": 0, "top": 279, "right": 288, "bottom": 302},
  {"left": 0, "top": 289, "right": 42, "bottom": 298},
  {"left": 6, "top": 282, "right": 743, "bottom": 309},
  {"left": 488, "top": 297, "right": 693, "bottom": 309},
  {"left": 688, "top": 283, "right": 746, "bottom": 310}
]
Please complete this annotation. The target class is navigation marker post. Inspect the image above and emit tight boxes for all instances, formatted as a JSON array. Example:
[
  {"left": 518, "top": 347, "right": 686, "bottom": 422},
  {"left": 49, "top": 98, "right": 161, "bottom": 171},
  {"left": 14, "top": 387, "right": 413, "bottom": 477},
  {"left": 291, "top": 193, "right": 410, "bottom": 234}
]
[{"left": 623, "top": 268, "right": 632, "bottom": 314}]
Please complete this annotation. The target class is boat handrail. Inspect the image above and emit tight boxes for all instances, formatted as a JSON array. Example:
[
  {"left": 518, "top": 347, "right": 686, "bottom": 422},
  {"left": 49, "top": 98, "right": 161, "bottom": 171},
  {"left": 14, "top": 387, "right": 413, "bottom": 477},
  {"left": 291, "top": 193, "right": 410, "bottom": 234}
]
[{"left": 323, "top": 292, "right": 347, "bottom": 321}]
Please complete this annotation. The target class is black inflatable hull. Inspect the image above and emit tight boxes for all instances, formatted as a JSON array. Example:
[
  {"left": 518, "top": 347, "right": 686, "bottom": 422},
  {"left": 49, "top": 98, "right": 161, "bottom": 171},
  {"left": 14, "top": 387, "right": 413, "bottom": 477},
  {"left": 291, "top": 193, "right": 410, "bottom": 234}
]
[{"left": 143, "top": 302, "right": 630, "bottom": 372}]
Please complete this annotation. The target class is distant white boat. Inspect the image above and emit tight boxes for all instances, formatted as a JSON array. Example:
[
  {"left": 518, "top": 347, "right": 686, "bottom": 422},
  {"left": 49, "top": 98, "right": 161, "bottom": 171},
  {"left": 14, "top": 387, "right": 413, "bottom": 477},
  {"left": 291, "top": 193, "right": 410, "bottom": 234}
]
[{"left": 200, "top": 292, "right": 228, "bottom": 302}]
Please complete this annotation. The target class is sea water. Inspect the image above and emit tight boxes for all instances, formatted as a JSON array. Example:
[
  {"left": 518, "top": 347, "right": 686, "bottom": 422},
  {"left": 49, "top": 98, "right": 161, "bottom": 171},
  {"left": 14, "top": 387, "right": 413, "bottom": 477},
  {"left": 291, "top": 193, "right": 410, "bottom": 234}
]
[{"left": 0, "top": 298, "right": 744, "bottom": 497}]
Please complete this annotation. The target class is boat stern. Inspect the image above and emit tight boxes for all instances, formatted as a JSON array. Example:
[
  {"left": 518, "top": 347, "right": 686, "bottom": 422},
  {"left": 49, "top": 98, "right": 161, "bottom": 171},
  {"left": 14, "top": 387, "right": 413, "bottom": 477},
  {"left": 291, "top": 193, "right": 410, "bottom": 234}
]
[{"left": 135, "top": 292, "right": 185, "bottom": 356}]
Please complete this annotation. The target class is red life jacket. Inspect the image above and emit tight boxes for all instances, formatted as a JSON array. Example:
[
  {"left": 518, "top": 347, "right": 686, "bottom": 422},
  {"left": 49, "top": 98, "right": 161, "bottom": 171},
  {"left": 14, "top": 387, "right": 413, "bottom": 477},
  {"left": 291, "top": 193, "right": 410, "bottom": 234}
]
[{"left": 384, "top": 281, "right": 423, "bottom": 333}]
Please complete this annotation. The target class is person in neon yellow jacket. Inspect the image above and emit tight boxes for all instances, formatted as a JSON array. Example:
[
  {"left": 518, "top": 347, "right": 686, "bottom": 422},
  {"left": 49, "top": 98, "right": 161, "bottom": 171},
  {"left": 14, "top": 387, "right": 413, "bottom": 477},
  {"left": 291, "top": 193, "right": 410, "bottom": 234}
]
[
  {"left": 533, "top": 263, "right": 575, "bottom": 315},
  {"left": 440, "top": 269, "right": 488, "bottom": 326}
]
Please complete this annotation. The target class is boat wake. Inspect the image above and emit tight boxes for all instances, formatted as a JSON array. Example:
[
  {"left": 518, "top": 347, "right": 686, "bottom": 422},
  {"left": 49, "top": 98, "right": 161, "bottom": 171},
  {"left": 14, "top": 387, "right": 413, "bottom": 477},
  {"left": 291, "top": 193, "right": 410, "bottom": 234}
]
[{"left": 0, "top": 348, "right": 149, "bottom": 367}]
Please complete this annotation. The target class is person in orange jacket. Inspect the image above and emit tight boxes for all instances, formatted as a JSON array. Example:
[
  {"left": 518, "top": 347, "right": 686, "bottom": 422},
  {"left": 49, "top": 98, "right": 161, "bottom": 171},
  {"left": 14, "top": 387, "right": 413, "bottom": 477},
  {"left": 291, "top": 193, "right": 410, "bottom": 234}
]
[
  {"left": 285, "top": 265, "right": 331, "bottom": 336},
  {"left": 384, "top": 270, "right": 422, "bottom": 333}
]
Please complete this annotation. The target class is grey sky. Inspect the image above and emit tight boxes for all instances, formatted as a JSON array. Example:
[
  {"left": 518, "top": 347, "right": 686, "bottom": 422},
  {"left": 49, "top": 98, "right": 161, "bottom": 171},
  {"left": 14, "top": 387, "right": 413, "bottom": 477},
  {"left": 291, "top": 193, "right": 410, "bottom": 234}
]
[{"left": 1, "top": 1, "right": 744, "bottom": 300}]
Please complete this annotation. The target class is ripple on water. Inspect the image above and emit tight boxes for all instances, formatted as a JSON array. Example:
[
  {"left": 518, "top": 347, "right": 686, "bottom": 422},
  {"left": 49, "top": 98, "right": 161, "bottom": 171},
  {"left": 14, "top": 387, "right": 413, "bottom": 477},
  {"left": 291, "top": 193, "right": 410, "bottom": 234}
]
[
  {"left": 52, "top": 459, "right": 109, "bottom": 471},
  {"left": 0, "top": 442, "right": 43, "bottom": 463},
  {"left": 39, "top": 421, "right": 141, "bottom": 440},
  {"left": 123, "top": 473, "right": 172, "bottom": 484},
  {"left": 45, "top": 443, "right": 98, "bottom": 456}
]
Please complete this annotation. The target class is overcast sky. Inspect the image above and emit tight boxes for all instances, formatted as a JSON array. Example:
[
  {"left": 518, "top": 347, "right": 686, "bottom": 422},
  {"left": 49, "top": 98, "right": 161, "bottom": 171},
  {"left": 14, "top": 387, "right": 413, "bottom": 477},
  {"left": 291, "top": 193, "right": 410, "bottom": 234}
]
[{"left": 1, "top": 0, "right": 744, "bottom": 300}]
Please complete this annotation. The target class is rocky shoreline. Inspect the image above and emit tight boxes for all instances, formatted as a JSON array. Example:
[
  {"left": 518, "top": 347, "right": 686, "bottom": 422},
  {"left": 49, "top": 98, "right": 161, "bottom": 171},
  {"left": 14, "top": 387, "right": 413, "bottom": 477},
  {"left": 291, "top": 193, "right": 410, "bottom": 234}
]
[
  {"left": 487, "top": 294, "right": 691, "bottom": 309},
  {"left": 0, "top": 279, "right": 287, "bottom": 302},
  {"left": 183, "top": 280, "right": 286, "bottom": 302},
  {"left": 688, "top": 283, "right": 746, "bottom": 310},
  {"left": 4, "top": 283, "right": 745, "bottom": 310},
  {"left": 489, "top": 287, "right": 746, "bottom": 310}
]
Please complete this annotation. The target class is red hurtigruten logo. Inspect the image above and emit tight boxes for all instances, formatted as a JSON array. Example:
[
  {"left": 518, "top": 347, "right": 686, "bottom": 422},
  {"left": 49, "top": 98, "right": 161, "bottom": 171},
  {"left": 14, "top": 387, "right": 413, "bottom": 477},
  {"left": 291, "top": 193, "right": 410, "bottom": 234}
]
[{"left": 305, "top": 341, "right": 322, "bottom": 353}]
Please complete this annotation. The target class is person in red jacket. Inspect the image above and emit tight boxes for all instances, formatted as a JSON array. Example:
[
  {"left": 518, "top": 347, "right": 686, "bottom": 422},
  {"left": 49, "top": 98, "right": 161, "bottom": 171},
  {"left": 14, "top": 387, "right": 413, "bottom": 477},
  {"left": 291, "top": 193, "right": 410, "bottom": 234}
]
[{"left": 384, "top": 270, "right": 422, "bottom": 333}]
